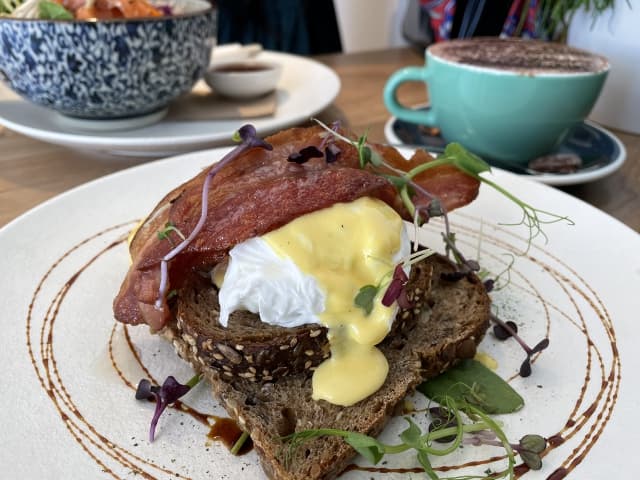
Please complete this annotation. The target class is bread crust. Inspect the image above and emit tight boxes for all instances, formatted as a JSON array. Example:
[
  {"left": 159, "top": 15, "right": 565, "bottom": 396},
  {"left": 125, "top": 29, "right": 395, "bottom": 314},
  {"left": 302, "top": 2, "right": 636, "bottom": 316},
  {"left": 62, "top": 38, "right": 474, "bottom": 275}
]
[{"left": 163, "top": 254, "right": 491, "bottom": 480}]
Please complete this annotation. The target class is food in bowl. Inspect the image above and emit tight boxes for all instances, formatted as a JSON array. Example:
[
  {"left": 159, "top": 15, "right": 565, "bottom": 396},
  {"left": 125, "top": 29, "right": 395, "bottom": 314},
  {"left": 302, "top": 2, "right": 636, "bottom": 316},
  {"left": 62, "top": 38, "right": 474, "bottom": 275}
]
[
  {"left": 2, "top": 0, "right": 165, "bottom": 20},
  {"left": 0, "top": 0, "right": 215, "bottom": 119}
]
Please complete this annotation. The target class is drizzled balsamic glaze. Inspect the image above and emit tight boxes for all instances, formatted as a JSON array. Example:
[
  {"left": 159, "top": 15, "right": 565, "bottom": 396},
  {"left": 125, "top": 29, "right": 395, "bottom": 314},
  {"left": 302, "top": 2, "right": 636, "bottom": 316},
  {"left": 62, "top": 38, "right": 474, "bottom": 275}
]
[{"left": 26, "top": 220, "right": 621, "bottom": 479}]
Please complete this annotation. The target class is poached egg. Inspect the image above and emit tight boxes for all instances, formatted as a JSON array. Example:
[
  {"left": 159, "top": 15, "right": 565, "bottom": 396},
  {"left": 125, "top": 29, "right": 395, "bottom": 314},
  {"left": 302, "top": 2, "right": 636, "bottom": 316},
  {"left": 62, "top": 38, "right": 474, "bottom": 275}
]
[{"left": 216, "top": 196, "right": 410, "bottom": 406}]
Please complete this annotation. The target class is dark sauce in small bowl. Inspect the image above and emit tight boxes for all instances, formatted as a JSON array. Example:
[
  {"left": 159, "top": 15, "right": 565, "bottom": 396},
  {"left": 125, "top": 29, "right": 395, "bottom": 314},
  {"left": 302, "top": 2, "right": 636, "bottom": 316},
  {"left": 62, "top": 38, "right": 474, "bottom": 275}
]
[{"left": 210, "top": 62, "right": 274, "bottom": 74}]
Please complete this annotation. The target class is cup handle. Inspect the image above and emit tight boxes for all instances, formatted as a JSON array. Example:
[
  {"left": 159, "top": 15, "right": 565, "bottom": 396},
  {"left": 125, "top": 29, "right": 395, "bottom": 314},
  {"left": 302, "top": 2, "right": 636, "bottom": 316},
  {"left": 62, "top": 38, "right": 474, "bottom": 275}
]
[{"left": 383, "top": 66, "right": 436, "bottom": 126}]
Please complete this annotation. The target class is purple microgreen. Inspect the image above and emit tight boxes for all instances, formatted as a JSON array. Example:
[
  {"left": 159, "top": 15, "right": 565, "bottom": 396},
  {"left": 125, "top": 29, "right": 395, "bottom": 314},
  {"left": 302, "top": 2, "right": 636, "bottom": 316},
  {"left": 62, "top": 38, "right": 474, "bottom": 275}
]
[
  {"left": 490, "top": 313, "right": 549, "bottom": 378},
  {"left": 425, "top": 197, "right": 444, "bottom": 218},
  {"left": 441, "top": 233, "right": 478, "bottom": 271},
  {"left": 461, "top": 431, "right": 546, "bottom": 470},
  {"left": 155, "top": 125, "right": 272, "bottom": 311},
  {"left": 483, "top": 278, "right": 495, "bottom": 293},
  {"left": 396, "top": 288, "right": 412, "bottom": 309},
  {"left": 532, "top": 338, "right": 550, "bottom": 354},
  {"left": 381, "top": 264, "right": 409, "bottom": 307},
  {"left": 484, "top": 253, "right": 516, "bottom": 293},
  {"left": 354, "top": 284, "right": 379, "bottom": 316},
  {"left": 135, "top": 378, "right": 157, "bottom": 400},
  {"left": 287, "top": 146, "right": 323, "bottom": 164},
  {"left": 136, "top": 374, "right": 202, "bottom": 442},
  {"left": 324, "top": 143, "right": 341, "bottom": 163},
  {"left": 288, "top": 120, "right": 342, "bottom": 164},
  {"left": 520, "top": 359, "right": 533, "bottom": 377},
  {"left": 493, "top": 320, "right": 518, "bottom": 340},
  {"left": 439, "top": 232, "right": 482, "bottom": 281},
  {"left": 355, "top": 249, "right": 433, "bottom": 315}
]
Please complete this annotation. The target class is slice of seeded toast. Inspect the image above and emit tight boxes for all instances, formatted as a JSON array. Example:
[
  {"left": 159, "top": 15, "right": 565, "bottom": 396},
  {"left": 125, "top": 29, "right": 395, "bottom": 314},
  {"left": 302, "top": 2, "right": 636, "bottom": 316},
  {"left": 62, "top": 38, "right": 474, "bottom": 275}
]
[
  {"left": 172, "top": 258, "right": 434, "bottom": 382},
  {"left": 164, "top": 254, "right": 491, "bottom": 480}
]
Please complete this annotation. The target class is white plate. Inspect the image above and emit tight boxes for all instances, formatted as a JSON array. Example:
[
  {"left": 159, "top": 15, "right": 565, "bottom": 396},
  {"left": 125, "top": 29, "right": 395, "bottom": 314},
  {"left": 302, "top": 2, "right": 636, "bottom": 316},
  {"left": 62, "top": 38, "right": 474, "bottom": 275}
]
[
  {"left": 0, "top": 51, "right": 340, "bottom": 157},
  {"left": 1, "top": 147, "right": 639, "bottom": 479}
]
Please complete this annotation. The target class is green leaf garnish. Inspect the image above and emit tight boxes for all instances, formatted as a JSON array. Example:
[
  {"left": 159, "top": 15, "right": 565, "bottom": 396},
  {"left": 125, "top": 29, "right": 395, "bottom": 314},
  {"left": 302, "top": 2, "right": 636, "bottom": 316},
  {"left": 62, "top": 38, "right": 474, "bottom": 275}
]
[
  {"left": 399, "top": 418, "right": 422, "bottom": 449},
  {"left": 38, "top": 0, "right": 73, "bottom": 19},
  {"left": 354, "top": 284, "right": 379, "bottom": 315},
  {"left": 441, "top": 142, "right": 492, "bottom": 175},
  {"left": 418, "top": 359, "right": 524, "bottom": 414},
  {"left": 343, "top": 432, "right": 386, "bottom": 464}
]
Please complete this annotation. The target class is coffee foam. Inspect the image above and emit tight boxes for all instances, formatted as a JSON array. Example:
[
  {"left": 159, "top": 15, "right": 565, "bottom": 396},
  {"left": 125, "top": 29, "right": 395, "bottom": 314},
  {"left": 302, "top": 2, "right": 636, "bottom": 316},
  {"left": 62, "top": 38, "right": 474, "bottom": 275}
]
[{"left": 429, "top": 38, "right": 608, "bottom": 74}]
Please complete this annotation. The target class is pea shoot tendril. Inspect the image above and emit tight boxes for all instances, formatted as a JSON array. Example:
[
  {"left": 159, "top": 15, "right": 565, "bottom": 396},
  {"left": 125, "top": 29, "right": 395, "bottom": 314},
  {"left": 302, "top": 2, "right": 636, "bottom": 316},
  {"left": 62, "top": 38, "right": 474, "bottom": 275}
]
[
  {"left": 282, "top": 396, "right": 547, "bottom": 479},
  {"left": 312, "top": 118, "right": 573, "bottom": 256}
]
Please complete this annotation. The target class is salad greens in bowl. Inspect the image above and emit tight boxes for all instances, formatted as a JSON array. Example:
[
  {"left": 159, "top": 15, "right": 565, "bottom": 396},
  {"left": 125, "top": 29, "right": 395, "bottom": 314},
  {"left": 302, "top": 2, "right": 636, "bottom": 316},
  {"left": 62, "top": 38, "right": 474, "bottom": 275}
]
[{"left": 0, "top": 0, "right": 215, "bottom": 119}]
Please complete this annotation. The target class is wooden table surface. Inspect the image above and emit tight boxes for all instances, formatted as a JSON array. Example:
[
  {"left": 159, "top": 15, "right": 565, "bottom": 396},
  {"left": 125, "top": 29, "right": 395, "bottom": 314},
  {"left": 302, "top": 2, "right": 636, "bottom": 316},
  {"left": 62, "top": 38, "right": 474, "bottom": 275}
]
[{"left": 1, "top": 47, "right": 638, "bottom": 231}]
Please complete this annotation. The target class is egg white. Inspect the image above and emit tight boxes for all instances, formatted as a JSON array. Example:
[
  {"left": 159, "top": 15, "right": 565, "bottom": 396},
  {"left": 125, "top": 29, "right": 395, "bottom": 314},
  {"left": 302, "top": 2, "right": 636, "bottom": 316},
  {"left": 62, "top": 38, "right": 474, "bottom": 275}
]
[
  {"left": 217, "top": 236, "right": 325, "bottom": 328},
  {"left": 217, "top": 221, "right": 410, "bottom": 330}
]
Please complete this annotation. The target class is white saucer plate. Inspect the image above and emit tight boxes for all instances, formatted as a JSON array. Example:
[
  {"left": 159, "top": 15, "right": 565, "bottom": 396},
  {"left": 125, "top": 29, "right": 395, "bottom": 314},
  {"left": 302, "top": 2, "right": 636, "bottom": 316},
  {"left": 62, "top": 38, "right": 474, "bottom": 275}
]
[{"left": 0, "top": 51, "right": 340, "bottom": 157}]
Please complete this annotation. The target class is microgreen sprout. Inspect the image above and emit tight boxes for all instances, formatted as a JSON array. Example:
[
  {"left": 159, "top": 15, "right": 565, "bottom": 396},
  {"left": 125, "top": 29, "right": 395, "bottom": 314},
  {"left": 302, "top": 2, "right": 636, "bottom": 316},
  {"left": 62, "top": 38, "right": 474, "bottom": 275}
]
[
  {"left": 287, "top": 146, "right": 323, "bottom": 164},
  {"left": 354, "top": 285, "right": 379, "bottom": 315},
  {"left": 135, "top": 373, "right": 202, "bottom": 442},
  {"left": 381, "top": 264, "right": 410, "bottom": 308},
  {"left": 231, "top": 431, "right": 250, "bottom": 455},
  {"left": 482, "top": 254, "right": 516, "bottom": 294},
  {"left": 288, "top": 121, "right": 342, "bottom": 164},
  {"left": 312, "top": 118, "right": 572, "bottom": 258},
  {"left": 490, "top": 313, "right": 549, "bottom": 377},
  {"left": 155, "top": 125, "right": 272, "bottom": 312},
  {"left": 283, "top": 396, "right": 545, "bottom": 479},
  {"left": 354, "top": 248, "right": 433, "bottom": 316},
  {"left": 157, "top": 221, "right": 186, "bottom": 247},
  {"left": 476, "top": 174, "right": 574, "bottom": 251},
  {"left": 493, "top": 320, "right": 518, "bottom": 341}
]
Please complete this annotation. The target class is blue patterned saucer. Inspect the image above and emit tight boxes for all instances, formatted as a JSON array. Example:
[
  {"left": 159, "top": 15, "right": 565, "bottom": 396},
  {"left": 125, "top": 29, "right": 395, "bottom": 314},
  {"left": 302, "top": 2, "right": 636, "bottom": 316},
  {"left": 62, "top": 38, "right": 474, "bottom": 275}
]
[{"left": 384, "top": 105, "right": 626, "bottom": 186}]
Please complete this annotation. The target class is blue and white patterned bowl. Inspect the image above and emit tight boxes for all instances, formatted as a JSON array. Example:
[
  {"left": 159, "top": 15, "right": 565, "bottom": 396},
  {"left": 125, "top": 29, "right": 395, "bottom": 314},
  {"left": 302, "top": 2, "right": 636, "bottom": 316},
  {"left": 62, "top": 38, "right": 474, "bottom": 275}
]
[{"left": 0, "top": 1, "right": 215, "bottom": 119}]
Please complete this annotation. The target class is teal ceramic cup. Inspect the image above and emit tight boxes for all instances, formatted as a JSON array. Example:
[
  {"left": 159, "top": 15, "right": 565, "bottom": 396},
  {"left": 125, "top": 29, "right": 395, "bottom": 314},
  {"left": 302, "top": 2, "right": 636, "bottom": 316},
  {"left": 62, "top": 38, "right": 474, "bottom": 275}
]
[{"left": 384, "top": 40, "right": 609, "bottom": 166}]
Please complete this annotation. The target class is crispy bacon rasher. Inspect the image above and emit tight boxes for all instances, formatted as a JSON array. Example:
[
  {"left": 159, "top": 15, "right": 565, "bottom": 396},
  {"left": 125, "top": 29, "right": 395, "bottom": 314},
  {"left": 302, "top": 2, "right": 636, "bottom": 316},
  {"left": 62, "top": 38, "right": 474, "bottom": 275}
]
[{"left": 113, "top": 126, "right": 479, "bottom": 331}]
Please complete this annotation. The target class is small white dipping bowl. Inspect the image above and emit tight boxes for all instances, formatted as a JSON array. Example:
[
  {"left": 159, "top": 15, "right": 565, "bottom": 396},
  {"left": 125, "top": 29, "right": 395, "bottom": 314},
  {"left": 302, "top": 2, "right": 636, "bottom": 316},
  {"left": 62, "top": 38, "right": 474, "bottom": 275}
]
[{"left": 204, "top": 61, "right": 282, "bottom": 99}]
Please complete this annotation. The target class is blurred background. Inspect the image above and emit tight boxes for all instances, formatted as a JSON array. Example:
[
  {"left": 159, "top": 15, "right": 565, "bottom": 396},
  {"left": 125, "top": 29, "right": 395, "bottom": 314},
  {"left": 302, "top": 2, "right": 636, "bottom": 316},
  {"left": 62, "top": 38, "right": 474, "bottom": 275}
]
[{"left": 214, "top": 0, "right": 622, "bottom": 55}]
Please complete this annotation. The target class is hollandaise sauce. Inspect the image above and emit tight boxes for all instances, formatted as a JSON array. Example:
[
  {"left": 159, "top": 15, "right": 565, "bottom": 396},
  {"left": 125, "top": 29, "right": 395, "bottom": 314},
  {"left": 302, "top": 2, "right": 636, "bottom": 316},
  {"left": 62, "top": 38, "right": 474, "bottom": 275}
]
[{"left": 262, "top": 197, "right": 406, "bottom": 406}]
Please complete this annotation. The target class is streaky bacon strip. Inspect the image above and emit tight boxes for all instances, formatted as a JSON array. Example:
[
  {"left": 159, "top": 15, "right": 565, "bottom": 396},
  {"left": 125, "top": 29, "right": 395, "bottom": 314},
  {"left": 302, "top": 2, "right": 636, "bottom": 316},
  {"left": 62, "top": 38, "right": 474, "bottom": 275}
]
[{"left": 113, "top": 126, "right": 479, "bottom": 331}]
